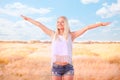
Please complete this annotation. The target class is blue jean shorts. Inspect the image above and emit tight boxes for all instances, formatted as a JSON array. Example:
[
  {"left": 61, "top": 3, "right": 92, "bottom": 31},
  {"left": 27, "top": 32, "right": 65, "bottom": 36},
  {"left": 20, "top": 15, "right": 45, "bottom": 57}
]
[{"left": 52, "top": 63, "right": 74, "bottom": 76}]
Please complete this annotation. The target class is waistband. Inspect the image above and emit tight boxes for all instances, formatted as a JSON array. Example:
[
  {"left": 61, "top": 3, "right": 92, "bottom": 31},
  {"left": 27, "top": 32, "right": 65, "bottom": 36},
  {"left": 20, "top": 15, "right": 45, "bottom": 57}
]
[{"left": 53, "top": 63, "right": 72, "bottom": 67}]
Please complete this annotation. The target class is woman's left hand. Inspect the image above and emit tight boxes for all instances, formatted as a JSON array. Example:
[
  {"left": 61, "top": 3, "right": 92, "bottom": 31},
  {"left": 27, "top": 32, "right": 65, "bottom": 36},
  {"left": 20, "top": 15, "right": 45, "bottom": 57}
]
[{"left": 100, "top": 22, "right": 111, "bottom": 26}]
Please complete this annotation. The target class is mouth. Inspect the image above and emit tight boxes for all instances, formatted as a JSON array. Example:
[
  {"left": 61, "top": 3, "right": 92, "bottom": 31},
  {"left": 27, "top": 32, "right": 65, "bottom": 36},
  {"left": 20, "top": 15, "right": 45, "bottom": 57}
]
[{"left": 57, "top": 26, "right": 64, "bottom": 29}]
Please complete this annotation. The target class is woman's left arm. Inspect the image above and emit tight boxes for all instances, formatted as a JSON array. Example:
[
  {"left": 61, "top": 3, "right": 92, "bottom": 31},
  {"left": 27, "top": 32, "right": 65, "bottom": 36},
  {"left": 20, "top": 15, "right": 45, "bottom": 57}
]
[{"left": 71, "top": 22, "right": 111, "bottom": 41}]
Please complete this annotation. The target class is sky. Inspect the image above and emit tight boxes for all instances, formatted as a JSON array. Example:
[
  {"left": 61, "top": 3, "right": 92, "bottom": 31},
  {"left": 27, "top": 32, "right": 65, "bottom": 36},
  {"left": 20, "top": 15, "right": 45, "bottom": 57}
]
[{"left": 0, "top": 0, "right": 120, "bottom": 42}]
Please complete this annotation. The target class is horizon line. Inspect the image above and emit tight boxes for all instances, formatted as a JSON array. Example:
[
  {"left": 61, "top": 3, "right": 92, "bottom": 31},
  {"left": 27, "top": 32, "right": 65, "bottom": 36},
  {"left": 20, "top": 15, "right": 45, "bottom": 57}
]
[{"left": 0, "top": 40, "right": 120, "bottom": 43}]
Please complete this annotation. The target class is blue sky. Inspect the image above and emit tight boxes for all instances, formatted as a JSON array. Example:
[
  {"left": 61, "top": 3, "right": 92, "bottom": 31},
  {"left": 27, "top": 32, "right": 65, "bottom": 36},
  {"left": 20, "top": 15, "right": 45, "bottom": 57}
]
[{"left": 0, "top": 0, "right": 120, "bottom": 42}]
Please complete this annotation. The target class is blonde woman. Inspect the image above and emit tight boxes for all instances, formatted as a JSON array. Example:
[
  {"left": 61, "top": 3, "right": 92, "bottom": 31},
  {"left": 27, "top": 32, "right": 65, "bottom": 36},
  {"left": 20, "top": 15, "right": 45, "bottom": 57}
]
[{"left": 21, "top": 15, "right": 110, "bottom": 80}]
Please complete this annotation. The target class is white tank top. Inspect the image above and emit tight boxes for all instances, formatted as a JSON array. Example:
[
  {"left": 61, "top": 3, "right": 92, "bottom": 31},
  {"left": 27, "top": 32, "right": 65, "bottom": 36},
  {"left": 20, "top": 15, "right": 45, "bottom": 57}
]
[{"left": 51, "top": 34, "right": 72, "bottom": 65}]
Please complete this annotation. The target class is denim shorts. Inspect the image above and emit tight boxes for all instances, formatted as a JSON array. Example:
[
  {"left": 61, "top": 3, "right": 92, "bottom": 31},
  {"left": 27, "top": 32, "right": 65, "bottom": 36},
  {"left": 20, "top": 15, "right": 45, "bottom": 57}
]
[{"left": 52, "top": 63, "right": 74, "bottom": 76}]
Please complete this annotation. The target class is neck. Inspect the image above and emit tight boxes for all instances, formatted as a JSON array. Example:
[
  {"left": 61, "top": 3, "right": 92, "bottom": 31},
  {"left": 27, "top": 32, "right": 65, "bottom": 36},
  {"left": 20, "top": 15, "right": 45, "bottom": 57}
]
[{"left": 58, "top": 29, "right": 64, "bottom": 35}]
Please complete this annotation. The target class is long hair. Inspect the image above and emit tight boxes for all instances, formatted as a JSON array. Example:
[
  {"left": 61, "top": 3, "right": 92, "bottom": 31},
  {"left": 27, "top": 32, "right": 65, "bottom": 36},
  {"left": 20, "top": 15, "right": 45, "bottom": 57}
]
[{"left": 53, "top": 16, "right": 70, "bottom": 41}]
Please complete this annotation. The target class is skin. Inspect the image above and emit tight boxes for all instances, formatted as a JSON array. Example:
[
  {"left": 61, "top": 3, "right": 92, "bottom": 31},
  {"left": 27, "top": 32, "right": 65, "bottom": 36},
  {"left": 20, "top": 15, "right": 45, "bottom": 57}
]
[{"left": 21, "top": 15, "right": 111, "bottom": 80}]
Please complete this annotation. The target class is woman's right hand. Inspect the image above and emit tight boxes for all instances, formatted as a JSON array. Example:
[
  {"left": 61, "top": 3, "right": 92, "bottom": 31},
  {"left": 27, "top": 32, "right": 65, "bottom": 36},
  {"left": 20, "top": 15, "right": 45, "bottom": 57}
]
[{"left": 21, "top": 15, "right": 28, "bottom": 20}]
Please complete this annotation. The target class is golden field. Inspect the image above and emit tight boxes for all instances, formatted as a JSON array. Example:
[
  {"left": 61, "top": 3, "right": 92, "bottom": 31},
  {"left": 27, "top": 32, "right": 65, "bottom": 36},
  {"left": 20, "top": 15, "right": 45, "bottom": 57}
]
[{"left": 0, "top": 41, "right": 120, "bottom": 80}]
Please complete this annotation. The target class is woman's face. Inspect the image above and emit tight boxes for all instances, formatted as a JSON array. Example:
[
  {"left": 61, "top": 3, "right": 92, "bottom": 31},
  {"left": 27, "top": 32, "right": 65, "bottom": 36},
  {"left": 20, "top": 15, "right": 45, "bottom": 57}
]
[{"left": 57, "top": 17, "right": 65, "bottom": 30}]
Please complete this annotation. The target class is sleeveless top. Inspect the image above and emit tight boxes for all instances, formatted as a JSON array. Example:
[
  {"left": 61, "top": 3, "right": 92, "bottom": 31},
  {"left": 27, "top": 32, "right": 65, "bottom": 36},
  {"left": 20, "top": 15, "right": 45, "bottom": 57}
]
[{"left": 51, "top": 34, "right": 73, "bottom": 65}]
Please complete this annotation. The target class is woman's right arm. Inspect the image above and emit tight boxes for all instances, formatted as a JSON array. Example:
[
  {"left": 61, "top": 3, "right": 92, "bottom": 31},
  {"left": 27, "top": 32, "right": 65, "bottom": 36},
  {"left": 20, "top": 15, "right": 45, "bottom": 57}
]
[{"left": 21, "top": 15, "right": 54, "bottom": 37}]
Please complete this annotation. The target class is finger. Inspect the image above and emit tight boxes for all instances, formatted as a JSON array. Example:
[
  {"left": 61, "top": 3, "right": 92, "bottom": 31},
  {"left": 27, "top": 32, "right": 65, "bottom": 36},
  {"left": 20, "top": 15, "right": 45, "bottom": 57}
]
[
  {"left": 21, "top": 15, "right": 26, "bottom": 19},
  {"left": 106, "top": 22, "right": 111, "bottom": 25},
  {"left": 20, "top": 15, "right": 24, "bottom": 17},
  {"left": 108, "top": 22, "right": 112, "bottom": 24}
]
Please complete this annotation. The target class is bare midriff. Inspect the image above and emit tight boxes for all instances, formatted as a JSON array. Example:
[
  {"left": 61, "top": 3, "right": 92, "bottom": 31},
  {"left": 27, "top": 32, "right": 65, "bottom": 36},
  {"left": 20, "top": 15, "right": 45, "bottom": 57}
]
[{"left": 54, "top": 62, "right": 69, "bottom": 66}]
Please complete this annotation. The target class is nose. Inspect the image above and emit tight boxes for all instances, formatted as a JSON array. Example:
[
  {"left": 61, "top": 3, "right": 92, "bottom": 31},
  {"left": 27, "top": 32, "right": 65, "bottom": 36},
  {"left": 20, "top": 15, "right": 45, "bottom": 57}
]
[{"left": 59, "top": 22, "right": 62, "bottom": 25}]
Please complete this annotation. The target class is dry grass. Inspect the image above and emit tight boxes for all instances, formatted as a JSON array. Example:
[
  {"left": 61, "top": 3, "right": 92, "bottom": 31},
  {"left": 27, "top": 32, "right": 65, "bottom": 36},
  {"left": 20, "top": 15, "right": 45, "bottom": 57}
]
[{"left": 0, "top": 41, "right": 120, "bottom": 80}]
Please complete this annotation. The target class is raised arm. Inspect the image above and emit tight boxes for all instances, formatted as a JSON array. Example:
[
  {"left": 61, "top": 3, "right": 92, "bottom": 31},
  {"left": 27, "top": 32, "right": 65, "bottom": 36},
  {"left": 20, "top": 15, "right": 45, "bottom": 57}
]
[
  {"left": 21, "top": 15, "right": 54, "bottom": 37},
  {"left": 71, "top": 22, "right": 111, "bottom": 41}
]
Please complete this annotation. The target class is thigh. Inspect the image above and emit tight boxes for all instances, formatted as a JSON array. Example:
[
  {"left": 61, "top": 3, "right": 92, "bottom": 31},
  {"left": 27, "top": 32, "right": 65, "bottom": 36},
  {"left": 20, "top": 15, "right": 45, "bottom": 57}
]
[
  {"left": 52, "top": 76, "right": 62, "bottom": 80},
  {"left": 63, "top": 75, "right": 74, "bottom": 80}
]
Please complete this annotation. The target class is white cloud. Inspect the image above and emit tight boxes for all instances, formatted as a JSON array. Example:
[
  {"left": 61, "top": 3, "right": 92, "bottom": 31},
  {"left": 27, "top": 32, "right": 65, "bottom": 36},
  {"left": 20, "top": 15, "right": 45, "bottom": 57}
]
[
  {"left": 0, "top": 18, "right": 51, "bottom": 41},
  {"left": 69, "top": 19, "right": 84, "bottom": 31},
  {"left": 80, "top": 0, "right": 99, "bottom": 4},
  {"left": 0, "top": 19, "right": 14, "bottom": 38},
  {"left": 69, "top": 19, "right": 83, "bottom": 27},
  {"left": 0, "top": 18, "right": 13, "bottom": 26},
  {"left": 96, "top": 0, "right": 120, "bottom": 18},
  {"left": 0, "top": 2, "right": 52, "bottom": 16},
  {"left": 37, "top": 17, "right": 55, "bottom": 23}
]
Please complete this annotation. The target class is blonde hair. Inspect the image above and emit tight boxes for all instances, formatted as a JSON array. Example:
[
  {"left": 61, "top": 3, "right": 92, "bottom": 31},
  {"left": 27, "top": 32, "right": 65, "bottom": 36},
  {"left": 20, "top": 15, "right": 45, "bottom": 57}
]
[{"left": 53, "top": 16, "right": 70, "bottom": 41}]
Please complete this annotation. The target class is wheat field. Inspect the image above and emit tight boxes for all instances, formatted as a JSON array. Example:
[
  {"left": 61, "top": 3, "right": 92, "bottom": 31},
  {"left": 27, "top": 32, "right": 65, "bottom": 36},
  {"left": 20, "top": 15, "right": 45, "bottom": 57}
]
[{"left": 0, "top": 41, "right": 120, "bottom": 80}]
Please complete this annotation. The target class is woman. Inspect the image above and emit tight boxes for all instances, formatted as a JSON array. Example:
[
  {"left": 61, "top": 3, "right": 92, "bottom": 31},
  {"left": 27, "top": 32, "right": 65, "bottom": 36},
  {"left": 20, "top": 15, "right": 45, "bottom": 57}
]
[{"left": 21, "top": 15, "right": 110, "bottom": 80}]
